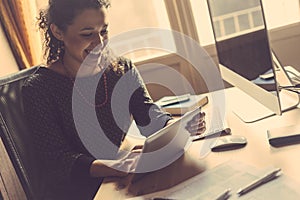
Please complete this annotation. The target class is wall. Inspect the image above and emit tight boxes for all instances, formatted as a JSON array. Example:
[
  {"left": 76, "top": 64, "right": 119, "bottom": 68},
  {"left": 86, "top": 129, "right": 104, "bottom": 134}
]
[
  {"left": 136, "top": 53, "right": 209, "bottom": 101},
  {"left": 269, "top": 22, "right": 300, "bottom": 71},
  {"left": 0, "top": 22, "right": 19, "bottom": 77}
]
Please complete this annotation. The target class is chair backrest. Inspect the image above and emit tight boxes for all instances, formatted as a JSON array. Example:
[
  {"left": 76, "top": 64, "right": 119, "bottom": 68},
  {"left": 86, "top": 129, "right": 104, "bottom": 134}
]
[{"left": 0, "top": 66, "right": 45, "bottom": 200}]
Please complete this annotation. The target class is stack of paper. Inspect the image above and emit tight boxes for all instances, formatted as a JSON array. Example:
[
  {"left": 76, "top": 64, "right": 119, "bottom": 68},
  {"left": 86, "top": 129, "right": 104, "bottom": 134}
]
[{"left": 127, "top": 160, "right": 300, "bottom": 200}]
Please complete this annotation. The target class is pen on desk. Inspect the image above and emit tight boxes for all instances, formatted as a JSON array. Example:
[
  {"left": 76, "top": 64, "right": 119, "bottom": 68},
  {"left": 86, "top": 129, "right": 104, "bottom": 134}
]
[
  {"left": 237, "top": 168, "right": 282, "bottom": 196},
  {"left": 215, "top": 188, "right": 231, "bottom": 200},
  {"left": 192, "top": 128, "right": 231, "bottom": 142}
]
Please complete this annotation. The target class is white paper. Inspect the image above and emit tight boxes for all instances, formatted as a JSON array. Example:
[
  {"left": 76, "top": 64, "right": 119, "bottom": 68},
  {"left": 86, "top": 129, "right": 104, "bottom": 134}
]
[{"left": 126, "top": 160, "right": 300, "bottom": 200}]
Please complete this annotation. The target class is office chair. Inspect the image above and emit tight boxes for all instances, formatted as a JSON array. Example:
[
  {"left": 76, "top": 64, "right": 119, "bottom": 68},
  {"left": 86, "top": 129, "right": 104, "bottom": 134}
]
[{"left": 0, "top": 66, "right": 45, "bottom": 200}]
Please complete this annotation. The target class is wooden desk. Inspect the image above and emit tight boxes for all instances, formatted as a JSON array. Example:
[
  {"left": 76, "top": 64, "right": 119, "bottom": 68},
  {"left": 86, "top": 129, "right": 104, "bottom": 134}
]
[{"left": 95, "top": 88, "right": 300, "bottom": 199}]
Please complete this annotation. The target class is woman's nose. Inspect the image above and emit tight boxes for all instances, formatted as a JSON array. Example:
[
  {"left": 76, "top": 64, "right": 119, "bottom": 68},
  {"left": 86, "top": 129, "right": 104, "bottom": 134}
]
[{"left": 92, "top": 33, "right": 103, "bottom": 46}]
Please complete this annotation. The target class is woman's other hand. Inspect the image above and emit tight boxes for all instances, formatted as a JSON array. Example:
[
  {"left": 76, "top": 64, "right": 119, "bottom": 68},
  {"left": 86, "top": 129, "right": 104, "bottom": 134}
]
[
  {"left": 185, "top": 112, "right": 206, "bottom": 136},
  {"left": 90, "top": 149, "right": 141, "bottom": 178}
]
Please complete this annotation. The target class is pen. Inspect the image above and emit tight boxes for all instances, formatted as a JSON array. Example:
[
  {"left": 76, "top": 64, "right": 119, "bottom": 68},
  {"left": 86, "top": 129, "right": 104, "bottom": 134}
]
[
  {"left": 192, "top": 128, "right": 231, "bottom": 142},
  {"left": 237, "top": 168, "right": 282, "bottom": 196},
  {"left": 215, "top": 188, "right": 231, "bottom": 200}
]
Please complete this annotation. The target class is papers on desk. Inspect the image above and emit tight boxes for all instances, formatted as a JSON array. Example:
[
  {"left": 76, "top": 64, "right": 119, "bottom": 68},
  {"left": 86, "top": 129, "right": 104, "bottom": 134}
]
[{"left": 126, "top": 160, "right": 300, "bottom": 200}]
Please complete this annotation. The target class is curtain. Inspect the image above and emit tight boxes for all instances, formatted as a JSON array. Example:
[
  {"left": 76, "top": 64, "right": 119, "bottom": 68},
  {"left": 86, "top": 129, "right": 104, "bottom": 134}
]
[{"left": 0, "top": 0, "right": 42, "bottom": 70}]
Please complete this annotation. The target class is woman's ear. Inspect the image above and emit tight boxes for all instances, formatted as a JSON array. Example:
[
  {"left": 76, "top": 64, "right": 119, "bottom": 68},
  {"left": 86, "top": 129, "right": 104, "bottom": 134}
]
[{"left": 50, "top": 24, "right": 64, "bottom": 41}]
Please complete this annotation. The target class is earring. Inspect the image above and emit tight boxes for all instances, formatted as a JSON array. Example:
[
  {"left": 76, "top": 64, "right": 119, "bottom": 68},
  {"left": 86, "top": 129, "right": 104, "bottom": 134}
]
[
  {"left": 57, "top": 41, "right": 65, "bottom": 54},
  {"left": 60, "top": 41, "right": 65, "bottom": 49}
]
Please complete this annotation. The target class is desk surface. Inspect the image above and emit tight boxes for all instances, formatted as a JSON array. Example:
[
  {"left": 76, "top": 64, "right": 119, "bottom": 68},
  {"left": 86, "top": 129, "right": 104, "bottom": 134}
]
[{"left": 95, "top": 88, "right": 300, "bottom": 199}]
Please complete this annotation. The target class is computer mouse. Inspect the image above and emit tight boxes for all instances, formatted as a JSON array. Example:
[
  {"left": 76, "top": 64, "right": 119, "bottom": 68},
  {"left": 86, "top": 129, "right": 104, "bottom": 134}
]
[{"left": 211, "top": 135, "right": 247, "bottom": 152}]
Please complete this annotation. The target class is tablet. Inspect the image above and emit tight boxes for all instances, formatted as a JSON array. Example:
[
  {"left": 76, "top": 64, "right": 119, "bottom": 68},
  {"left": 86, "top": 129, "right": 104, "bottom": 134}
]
[{"left": 131, "top": 106, "right": 202, "bottom": 183}]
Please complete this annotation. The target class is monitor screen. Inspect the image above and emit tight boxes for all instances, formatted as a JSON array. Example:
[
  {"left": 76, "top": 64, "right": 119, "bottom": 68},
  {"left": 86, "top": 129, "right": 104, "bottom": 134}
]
[
  {"left": 207, "top": 0, "right": 299, "bottom": 122},
  {"left": 208, "top": 0, "right": 276, "bottom": 91},
  {"left": 207, "top": 0, "right": 281, "bottom": 122}
]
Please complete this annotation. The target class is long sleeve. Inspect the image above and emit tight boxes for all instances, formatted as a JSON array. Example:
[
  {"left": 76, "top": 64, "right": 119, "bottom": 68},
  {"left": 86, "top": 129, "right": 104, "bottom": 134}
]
[{"left": 126, "top": 61, "right": 172, "bottom": 137}]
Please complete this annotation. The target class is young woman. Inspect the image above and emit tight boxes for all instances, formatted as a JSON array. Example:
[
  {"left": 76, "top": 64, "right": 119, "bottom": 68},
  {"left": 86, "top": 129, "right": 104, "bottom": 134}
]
[{"left": 21, "top": 0, "right": 205, "bottom": 199}]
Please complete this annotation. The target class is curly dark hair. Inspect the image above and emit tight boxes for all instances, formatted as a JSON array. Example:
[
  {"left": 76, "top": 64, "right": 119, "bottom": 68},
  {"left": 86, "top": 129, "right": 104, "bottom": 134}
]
[{"left": 37, "top": 0, "right": 111, "bottom": 65}]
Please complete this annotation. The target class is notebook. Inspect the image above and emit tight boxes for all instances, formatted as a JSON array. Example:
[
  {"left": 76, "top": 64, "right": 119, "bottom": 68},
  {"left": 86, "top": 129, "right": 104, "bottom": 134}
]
[{"left": 156, "top": 94, "right": 209, "bottom": 115}]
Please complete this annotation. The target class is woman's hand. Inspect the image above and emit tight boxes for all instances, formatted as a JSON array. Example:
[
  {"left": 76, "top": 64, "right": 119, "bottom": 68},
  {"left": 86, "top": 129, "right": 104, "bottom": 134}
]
[
  {"left": 90, "top": 149, "right": 141, "bottom": 178},
  {"left": 185, "top": 112, "right": 206, "bottom": 136}
]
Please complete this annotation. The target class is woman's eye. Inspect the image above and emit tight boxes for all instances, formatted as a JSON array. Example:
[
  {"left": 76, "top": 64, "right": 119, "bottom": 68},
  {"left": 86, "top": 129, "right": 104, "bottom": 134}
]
[{"left": 81, "top": 33, "right": 93, "bottom": 37}]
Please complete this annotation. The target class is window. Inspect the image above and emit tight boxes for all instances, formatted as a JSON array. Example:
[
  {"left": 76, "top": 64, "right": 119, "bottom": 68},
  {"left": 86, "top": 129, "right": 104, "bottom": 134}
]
[
  {"left": 190, "top": 0, "right": 300, "bottom": 45},
  {"left": 207, "top": 0, "right": 266, "bottom": 41},
  {"left": 107, "top": 0, "right": 176, "bottom": 62}
]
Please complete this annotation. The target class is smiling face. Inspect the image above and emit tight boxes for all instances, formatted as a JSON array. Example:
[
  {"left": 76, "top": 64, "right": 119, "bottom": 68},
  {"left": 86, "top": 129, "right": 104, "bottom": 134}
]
[{"left": 51, "top": 7, "right": 108, "bottom": 70}]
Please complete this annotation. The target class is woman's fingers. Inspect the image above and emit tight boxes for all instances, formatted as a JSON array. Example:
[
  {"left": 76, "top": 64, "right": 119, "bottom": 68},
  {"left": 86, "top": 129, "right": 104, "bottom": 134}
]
[
  {"left": 188, "top": 118, "right": 205, "bottom": 128},
  {"left": 186, "top": 112, "right": 205, "bottom": 125},
  {"left": 185, "top": 112, "right": 206, "bottom": 135},
  {"left": 190, "top": 126, "right": 206, "bottom": 136},
  {"left": 120, "top": 159, "right": 135, "bottom": 173},
  {"left": 123, "top": 155, "right": 141, "bottom": 173}
]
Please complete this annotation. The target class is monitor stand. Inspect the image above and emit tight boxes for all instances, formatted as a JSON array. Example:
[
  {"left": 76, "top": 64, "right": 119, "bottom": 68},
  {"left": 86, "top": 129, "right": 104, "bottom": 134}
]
[
  {"left": 230, "top": 88, "right": 299, "bottom": 123},
  {"left": 229, "top": 48, "right": 300, "bottom": 123},
  {"left": 229, "top": 87, "right": 276, "bottom": 123},
  {"left": 229, "top": 63, "right": 300, "bottom": 123}
]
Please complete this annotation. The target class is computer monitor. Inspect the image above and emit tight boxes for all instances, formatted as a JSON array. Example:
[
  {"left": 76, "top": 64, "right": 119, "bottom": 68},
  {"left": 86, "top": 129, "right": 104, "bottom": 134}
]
[{"left": 206, "top": 0, "right": 299, "bottom": 122}]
